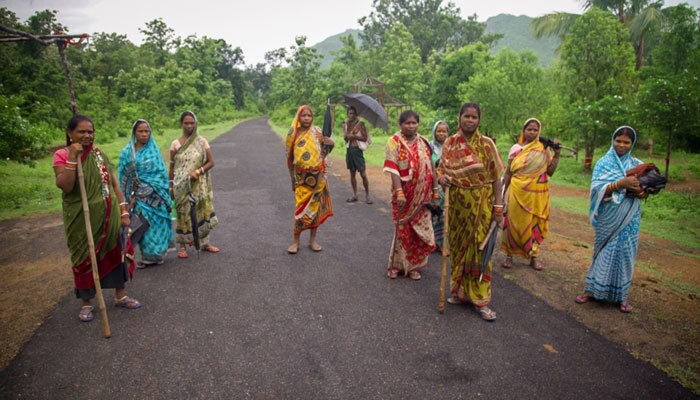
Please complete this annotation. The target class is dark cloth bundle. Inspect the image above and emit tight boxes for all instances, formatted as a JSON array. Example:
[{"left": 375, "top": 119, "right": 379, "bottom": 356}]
[{"left": 626, "top": 163, "right": 667, "bottom": 196}]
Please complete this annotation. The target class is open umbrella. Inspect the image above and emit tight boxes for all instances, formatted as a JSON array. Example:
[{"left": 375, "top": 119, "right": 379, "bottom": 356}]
[
  {"left": 343, "top": 93, "right": 388, "bottom": 130},
  {"left": 188, "top": 180, "right": 200, "bottom": 252},
  {"left": 478, "top": 221, "right": 499, "bottom": 283}
]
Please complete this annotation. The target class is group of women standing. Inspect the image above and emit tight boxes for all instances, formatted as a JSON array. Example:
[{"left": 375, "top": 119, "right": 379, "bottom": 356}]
[
  {"left": 384, "top": 102, "right": 648, "bottom": 321},
  {"left": 54, "top": 111, "right": 219, "bottom": 322}
]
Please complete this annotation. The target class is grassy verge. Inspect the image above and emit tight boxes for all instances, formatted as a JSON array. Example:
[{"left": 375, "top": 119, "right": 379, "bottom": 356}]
[{"left": 0, "top": 117, "right": 255, "bottom": 221}]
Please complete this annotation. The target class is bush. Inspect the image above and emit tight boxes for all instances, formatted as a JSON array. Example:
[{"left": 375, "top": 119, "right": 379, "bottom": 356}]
[{"left": 0, "top": 95, "right": 53, "bottom": 162}]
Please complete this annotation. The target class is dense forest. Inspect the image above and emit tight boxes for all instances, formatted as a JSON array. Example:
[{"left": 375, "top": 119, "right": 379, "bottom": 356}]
[{"left": 1, "top": 0, "right": 699, "bottom": 169}]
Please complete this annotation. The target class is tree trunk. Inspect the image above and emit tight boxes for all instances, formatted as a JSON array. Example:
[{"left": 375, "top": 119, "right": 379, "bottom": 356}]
[
  {"left": 584, "top": 134, "right": 595, "bottom": 172},
  {"left": 56, "top": 41, "right": 78, "bottom": 115},
  {"left": 635, "top": 37, "right": 645, "bottom": 71},
  {"left": 665, "top": 128, "right": 672, "bottom": 178}
]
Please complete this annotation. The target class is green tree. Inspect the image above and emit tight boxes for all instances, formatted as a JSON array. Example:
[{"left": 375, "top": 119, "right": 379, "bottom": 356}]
[
  {"left": 430, "top": 42, "right": 491, "bottom": 111},
  {"left": 358, "top": 0, "right": 495, "bottom": 62},
  {"left": 637, "top": 4, "right": 700, "bottom": 175},
  {"left": 374, "top": 24, "right": 425, "bottom": 104},
  {"left": 559, "top": 8, "right": 636, "bottom": 169},
  {"left": 533, "top": 1, "right": 664, "bottom": 69},
  {"left": 139, "top": 18, "right": 179, "bottom": 64},
  {"left": 267, "top": 36, "right": 322, "bottom": 109},
  {"left": 458, "top": 49, "right": 551, "bottom": 138}
]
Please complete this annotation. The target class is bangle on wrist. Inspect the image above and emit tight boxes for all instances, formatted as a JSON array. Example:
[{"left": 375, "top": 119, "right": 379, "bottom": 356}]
[
  {"left": 432, "top": 193, "right": 440, "bottom": 200},
  {"left": 200, "top": 167, "right": 205, "bottom": 174},
  {"left": 66, "top": 160, "right": 77, "bottom": 165},
  {"left": 64, "top": 166, "right": 76, "bottom": 171},
  {"left": 121, "top": 212, "right": 129, "bottom": 217}
]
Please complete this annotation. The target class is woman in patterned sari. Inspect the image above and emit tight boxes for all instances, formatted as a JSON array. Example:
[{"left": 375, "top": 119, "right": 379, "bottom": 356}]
[
  {"left": 501, "top": 118, "right": 561, "bottom": 271},
  {"left": 53, "top": 114, "right": 141, "bottom": 323},
  {"left": 437, "top": 103, "right": 504, "bottom": 321},
  {"left": 384, "top": 110, "right": 439, "bottom": 281},
  {"left": 575, "top": 126, "right": 646, "bottom": 313},
  {"left": 169, "top": 111, "right": 220, "bottom": 258},
  {"left": 119, "top": 119, "right": 173, "bottom": 267},
  {"left": 286, "top": 105, "right": 335, "bottom": 254}
]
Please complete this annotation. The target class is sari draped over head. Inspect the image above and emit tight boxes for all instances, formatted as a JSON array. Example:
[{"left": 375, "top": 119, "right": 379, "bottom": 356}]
[
  {"left": 501, "top": 118, "right": 552, "bottom": 259},
  {"left": 57, "top": 145, "right": 135, "bottom": 290},
  {"left": 118, "top": 119, "right": 173, "bottom": 263},
  {"left": 286, "top": 105, "right": 333, "bottom": 234},
  {"left": 584, "top": 126, "right": 643, "bottom": 302},
  {"left": 437, "top": 129, "right": 503, "bottom": 306},
  {"left": 383, "top": 132, "right": 436, "bottom": 274},
  {"left": 172, "top": 112, "right": 219, "bottom": 246},
  {"left": 429, "top": 120, "right": 448, "bottom": 248}
]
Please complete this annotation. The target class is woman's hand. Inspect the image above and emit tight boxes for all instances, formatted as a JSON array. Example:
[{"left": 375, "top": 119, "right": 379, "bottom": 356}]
[
  {"left": 189, "top": 169, "right": 201, "bottom": 180},
  {"left": 121, "top": 214, "right": 130, "bottom": 227},
  {"left": 493, "top": 213, "right": 504, "bottom": 228},
  {"left": 438, "top": 176, "right": 451, "bottom": 186},
  {"left": 322, "top": 137, "right": 334, "bottom": 147},
  {"left": 618, "top": 176, "right": 640, "bottom": 192},
  {"left": 67, "top": 143, "right": 83, "bottom": 159}
]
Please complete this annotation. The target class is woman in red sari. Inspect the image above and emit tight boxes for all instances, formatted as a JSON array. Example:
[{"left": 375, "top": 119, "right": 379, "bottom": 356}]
[{"left": 384, "top": 110, "right": 439, "bottom": 280}]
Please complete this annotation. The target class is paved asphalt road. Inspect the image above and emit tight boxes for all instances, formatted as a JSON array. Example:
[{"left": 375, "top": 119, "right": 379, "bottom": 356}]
[{"left": 1, "top": 118, "right": 695, "bottom": 400}]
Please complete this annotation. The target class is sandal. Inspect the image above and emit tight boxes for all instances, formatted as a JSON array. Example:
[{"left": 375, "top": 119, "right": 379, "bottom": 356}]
[
  {"left": 447, "top": 296, "right": 467, "bottom": 305},
  {"left": 502, "top": 256, "right": 513, "bottom": 269},
  {"left": 575, "top": 293, "right": 592, "bottom": 304},
  {"left": 202, "top": 244, "right": 220, "bottom": 253},
  {"left": 408, "top": 270, "right": 421, "bottom": 281},
  {"left": 366, "top": 197, "right": 373, "bottom": 204},
  {"left": 177, "top": 249, "right": 189, "bottom": 259},
  {"left": 114, "top": 296, "right": 142, "bottom": 309},
  {"left": 620, "top": 301, "right": 633, "bottom": 313},
  {"left": 287, "top": 243, "right": 299, "bottom": 254},
  {"left": 387, "top": 269, "right": 398, "bottom": 279},
  {"left": 346, "top": 197, "right": 358, "bottom": 203},
  {"left": 475, "top": 306, "right": 497, "bottom": 321},
  {"left": 79, "top": 305, "right": 94, "bottom": 322},
  {"left": 530, "top": 259, "right": 544, "bottom": 271}
]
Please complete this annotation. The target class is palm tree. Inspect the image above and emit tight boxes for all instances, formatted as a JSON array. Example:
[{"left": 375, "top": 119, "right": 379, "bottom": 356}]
[{"left": 532, "top": 0, "right": 665, "bottom": 69}]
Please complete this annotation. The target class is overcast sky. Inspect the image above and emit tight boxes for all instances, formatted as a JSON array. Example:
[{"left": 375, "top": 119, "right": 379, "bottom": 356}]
[{"left": 3, "top": 0, "right": 698, "bottom": 65}]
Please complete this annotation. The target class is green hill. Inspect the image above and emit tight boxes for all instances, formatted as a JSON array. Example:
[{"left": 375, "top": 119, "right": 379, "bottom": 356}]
[
  {"left": 311, "top": 14, "right": 559, "bottom": 68},
  {"left": 484, "top": 14, "right": 560, "bottom": 66},
  {"left": 312, "top": 29, "right": 362, "bottom": 69}
]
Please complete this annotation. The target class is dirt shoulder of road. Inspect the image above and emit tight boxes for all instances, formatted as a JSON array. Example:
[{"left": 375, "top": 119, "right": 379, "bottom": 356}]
[{"left": 1, "top": 155, "right": 698, "bottom": 394}]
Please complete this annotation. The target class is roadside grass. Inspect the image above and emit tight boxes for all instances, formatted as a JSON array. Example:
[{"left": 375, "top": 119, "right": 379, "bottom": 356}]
[
  {"left": 0, "top": 117, "right": 255, "bottom": 221},
  {"left": 636, "top": 259, "right": 700, "bottom": 299}
]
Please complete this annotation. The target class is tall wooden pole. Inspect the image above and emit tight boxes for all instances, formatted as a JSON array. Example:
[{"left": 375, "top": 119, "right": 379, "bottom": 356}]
[
  {"left": 57, "top": 38, "right": 111, "bottom": 338},
  {"left": 438, "top": 187, "right": 450, "bottom": 314}
]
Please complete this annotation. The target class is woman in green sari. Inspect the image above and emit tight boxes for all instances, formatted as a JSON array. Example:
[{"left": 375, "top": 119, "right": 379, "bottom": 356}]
[
  {"left": 53, "top": 114, "right": 142, "bottom": 323},
  {"left": 169, "top": 111, "right": 220, "bottom": 258},
  {"left": 436, "top": 103, "right": 504, "bottom": 321}
]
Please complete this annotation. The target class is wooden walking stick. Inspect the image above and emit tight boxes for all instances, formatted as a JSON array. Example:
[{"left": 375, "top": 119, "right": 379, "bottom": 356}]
[
  {"left": 438, "top": 186, "right": 450, "bottom": 314},
  {"left": 77, "top": 157, "right": 112, "bottom": 338}
]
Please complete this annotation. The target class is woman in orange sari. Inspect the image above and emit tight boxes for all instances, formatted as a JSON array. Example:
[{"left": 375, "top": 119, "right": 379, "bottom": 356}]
[
  {"left": 437, "top": 103, "right": 503, "bottom": 321},
  {"left": 286, "top": 105, "right": 335, "bottom": 254},
  {"left": 384, "top": 110, "right": 439, "bottom": 281},
  {"left": 501, "top": 118, "right": 561, "bottom": 270}
]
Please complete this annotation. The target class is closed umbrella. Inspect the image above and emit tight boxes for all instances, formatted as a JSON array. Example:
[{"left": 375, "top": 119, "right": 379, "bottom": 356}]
[
  {"left": 343, "top": 93, "right": 388, "bottom": 130},
  {"left": 479, "top": 221, "right": 499, "bottom": 283},
  {"left": 188, "top": 180, "right": 200, "bottom": 252},
  {"left": 322, "top": 98, "right": 333, "bottom": 154}
]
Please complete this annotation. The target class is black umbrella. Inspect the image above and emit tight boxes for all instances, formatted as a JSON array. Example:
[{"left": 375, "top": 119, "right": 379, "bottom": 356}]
[
  {"left": 479, "top": 221, "right": 499, "bottom": 283},
  {"left": 343, "top": 93, "right": 388, "bottom": 130},
  {"left": 188, "top": 181, "right": 200, "bottom": 251},
  {"left": 321, "top": 98, "right": 333, "bottom": 154}
]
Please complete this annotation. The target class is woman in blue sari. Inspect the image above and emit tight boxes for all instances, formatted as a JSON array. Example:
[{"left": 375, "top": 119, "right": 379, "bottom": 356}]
[
  {"left": 118, "top": 119, "right": 173, "bottom": 267},
  {"left": 575, "top": 126, "right": 647, "bottom": 313}
]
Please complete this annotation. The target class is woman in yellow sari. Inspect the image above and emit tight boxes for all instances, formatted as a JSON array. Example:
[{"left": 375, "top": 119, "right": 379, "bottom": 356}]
[
  {"left": 437, "top": 103, "right": 504, "bottom": 321},
  {"left": 286, "top": 105, "right": 335, "bottom": 254},
  {"left": 501, "top": 118, "right": 560, "bottom": 271}
]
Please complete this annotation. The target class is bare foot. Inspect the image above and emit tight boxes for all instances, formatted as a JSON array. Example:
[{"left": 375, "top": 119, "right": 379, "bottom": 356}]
[
  {"left": 287, "top": 243, "right": 299, "bottom": 254},
  {"left": 309, "top": 242, "right": 323, "bottom": 252},
  {"left": 530, "top": 259, "right": 544, "bottom": 271},
  {"left": 502, "top": 256, "right": 513, "bottom": 269}
]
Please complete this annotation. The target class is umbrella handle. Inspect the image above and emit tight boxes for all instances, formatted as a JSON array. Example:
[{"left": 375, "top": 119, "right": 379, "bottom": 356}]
[{"left": 479, "top": 221, "right": 498, "bottom": 251}]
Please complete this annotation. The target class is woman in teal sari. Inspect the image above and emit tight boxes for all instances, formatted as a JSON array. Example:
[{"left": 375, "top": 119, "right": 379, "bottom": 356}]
[
  {"left": 575, "top": 126, "right": 646, "bottom": 313},
  {"left": 119, "top": 119, "right": 173, "bottom": 267},
  {"left": 53, "top": 114, "right": 142, "bottom": 322}
]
